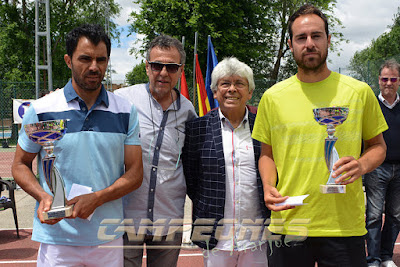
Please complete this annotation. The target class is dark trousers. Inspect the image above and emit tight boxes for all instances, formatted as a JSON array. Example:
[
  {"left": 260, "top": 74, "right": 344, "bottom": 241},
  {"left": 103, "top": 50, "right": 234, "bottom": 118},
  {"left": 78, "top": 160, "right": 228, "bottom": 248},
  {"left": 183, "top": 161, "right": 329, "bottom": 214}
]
[
  {"left": 365, "top": 163, "right": 400, "bottom": 264},
  {"left": 267, "top": 235, "right": 367, "bottom": 267},
  {"left": 123, "top": 232, "right": 182, "bottom": 267}
]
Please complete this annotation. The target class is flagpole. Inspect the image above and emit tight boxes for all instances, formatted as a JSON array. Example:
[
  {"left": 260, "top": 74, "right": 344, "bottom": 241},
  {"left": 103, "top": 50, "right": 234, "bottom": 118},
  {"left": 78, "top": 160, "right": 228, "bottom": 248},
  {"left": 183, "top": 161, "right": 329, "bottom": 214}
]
[
  {"left": 192, "top": 32, "right": 198, "bottom": 106},
  {"left": 178, "top": 36, "right": 185, "bottom": 91}
]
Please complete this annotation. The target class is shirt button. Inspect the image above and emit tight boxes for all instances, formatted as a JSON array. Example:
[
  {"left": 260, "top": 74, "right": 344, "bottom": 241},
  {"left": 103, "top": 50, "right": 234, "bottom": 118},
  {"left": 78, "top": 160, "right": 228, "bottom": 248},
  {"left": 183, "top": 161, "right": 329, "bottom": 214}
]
[
  {"left": 82, "top": 107, "right": 86, "bottom": 111},
  {"left": 149, "top": 209, "right": 152, "bottom": 212},
  {"left": 85, "top": 118, "right": 89, "bottom": 121},
  {"left": 150, "top": 188, "right": 154, "bottom": 192},
  {"left": 152, "top": 167, "right": 156, "bottom": 172},
  {"left": 156, "top": 147, "right": 159, "bottom": 150}
]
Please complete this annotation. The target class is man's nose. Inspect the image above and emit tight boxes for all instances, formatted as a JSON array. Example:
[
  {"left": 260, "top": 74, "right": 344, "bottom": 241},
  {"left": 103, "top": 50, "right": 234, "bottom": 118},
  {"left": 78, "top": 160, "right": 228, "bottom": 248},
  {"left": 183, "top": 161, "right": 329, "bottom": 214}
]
[
  {"left": 305, "top": 36, "right": 315, "bottom": 49},
  {"left": 159, "top": 65, "right": 169, "bottom": 75},
  {"left": 89, "top": 60, "right": 100, "bottom": 71}
]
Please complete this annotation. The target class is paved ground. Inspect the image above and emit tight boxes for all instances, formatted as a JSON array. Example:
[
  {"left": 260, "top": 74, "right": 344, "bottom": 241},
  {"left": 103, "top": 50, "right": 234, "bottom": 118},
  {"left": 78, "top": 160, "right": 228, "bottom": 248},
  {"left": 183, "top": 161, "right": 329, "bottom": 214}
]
[{"left": 0, "top": 190, "right": 203, "bottom": 267}]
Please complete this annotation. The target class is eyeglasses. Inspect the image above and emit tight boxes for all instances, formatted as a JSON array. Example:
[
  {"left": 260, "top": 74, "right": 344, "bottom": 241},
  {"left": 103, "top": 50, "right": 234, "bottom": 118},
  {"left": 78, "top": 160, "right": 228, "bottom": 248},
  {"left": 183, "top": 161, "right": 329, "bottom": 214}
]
[
  {"left": 218, "top": 81, "right": 249, "bottom": 90},
  {"left": 148, "top": 61, "right": 182, "bottom": 73},
  {"left": 380, "top": 77, "right": 399, "bottom": 83}
]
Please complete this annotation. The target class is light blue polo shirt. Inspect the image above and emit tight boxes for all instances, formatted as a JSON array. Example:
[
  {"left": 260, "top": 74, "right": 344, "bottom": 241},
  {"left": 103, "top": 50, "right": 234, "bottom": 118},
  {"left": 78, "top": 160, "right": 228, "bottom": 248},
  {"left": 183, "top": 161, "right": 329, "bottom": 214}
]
[{"left": 18, "top": 80, "right": 141, "bottom": 246}]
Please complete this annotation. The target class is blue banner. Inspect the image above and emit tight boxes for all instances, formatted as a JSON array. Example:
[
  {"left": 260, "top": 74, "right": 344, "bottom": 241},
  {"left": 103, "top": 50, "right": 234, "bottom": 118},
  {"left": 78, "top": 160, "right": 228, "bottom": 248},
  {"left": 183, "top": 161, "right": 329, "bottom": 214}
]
[{"left": 205, "top": 36, "right": 219, "bottom": 109}]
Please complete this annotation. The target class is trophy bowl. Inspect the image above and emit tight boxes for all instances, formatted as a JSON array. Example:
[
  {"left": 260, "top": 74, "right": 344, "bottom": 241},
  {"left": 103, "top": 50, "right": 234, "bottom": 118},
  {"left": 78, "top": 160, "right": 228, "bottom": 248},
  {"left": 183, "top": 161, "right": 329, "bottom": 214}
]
[
  {"left": 24, "top": 119, "right": 72, "bottom": 220},
  {"left": 313, "top": 107, "right": 349, "bottom": 127}
]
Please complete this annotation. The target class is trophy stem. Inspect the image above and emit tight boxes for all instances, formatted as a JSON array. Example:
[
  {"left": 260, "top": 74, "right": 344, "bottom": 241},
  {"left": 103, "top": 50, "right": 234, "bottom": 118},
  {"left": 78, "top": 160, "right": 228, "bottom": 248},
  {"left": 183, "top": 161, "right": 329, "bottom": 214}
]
[
  {"left": 42, "top": 156, "right": 68, "bottom": 209},
  {"left": 43, "top": 141, "right": 55, "bottom": 157},
  {"left": 324, "top": 136, "right": 337, "bottom": 171},
  {"left": 42, "top": 156, "right": 56, "bottom": 195},
  {"left": 326, "top": 125, "right": 336, "bottom": 138}
]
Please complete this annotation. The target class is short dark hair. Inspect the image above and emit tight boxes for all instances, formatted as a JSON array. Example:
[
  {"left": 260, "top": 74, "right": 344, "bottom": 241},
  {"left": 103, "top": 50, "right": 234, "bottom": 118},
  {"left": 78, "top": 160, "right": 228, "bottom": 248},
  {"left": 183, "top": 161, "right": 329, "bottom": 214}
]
[
  {"left": 66, "top": 24, "right": 111, "bottom": 58},
  {"left": 146, "top": 34, "right": 186, "bottom": 65},
  {"left": 379, "top": 59, "right": 400, "bottom": 76},
  {"left": 288, "top": 4, "right": 329, "bottom": 41}
]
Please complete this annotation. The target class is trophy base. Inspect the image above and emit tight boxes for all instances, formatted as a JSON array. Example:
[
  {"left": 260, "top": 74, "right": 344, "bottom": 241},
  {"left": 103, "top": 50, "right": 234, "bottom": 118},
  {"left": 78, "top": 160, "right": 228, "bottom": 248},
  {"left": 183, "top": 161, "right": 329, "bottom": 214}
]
[
  {"left": 320, "top": 184, "right": 346, "bottom": 194},
  {"left": 43, "top": 205, "right": 73, "bottom": 220}
]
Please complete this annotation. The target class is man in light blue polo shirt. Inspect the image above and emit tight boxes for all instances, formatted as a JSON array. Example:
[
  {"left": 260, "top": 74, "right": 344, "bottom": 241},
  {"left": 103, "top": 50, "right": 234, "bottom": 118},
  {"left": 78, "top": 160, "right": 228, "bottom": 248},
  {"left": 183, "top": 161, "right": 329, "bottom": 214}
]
[{"left": 12, "top": 24, "right": 143, "bottom": 266}]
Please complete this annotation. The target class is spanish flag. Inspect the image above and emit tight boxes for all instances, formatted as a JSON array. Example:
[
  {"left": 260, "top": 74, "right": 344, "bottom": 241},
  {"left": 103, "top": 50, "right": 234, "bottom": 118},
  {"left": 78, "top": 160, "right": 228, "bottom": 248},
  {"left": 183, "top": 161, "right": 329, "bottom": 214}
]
[
  {"left": 195, "top": 54, "right": 210, "bottom": 116},
  {"left": 180, "top": 69, "right": 190, "bottom": 100}
]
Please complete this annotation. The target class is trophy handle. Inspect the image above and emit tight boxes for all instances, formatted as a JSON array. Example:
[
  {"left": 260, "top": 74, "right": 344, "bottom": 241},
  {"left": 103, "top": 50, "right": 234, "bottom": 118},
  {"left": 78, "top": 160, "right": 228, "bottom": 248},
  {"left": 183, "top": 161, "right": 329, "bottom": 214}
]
[
  {"left": 324, "top": 137, "right": 337, "bottom": 170},
  {"left": 51, "top": 166, "right": 68, "bottom": 210},
  {"left": 42, "top": 157, "right": 68, "bottom": 210},
  {"left": 43, "top": 156, "right": 55, "bottom": 194},
  {"left": 327, "top": 148, "right": 341, "bottom": 184}
]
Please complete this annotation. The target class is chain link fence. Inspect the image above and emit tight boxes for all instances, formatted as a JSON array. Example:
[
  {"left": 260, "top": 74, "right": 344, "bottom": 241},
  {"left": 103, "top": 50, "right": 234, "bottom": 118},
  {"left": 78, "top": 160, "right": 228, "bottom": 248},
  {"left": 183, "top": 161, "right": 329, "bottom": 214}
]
[
  {"left": 0, "top": 80, "right": 67, "bottom": 179},
  {"left": 346, "top": 56, "right": 400, "bottom": 95}
]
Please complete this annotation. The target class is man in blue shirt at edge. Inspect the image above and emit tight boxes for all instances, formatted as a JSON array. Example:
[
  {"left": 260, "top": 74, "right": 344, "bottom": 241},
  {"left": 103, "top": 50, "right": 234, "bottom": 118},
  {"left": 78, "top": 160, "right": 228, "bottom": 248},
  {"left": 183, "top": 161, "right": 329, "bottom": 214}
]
[{"left": 12, "top": 24, "right": 143, "bottom": 266}]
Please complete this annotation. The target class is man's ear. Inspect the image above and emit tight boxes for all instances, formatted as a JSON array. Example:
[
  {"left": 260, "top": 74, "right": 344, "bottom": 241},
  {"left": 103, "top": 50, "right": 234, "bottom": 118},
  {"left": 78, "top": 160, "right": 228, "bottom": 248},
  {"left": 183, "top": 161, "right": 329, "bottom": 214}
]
[
  {"left": 145, "top": 60, "right": 150, "bottom": 76},
  {"left": 327, "top": 34, "right": 332, "bottom": 48},
  {"left": 64, "top": 54, "right": 72, "bottom": 69},
  {"left": 288, "top": 39, "right": 293, "bottom": 53}
]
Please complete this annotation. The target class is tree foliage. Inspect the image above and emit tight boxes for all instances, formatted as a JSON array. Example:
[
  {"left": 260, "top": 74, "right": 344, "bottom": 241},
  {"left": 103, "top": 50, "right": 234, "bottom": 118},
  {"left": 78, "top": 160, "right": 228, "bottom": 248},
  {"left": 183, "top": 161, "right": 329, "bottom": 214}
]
[
  {"left": 0, "top": 0, "right": 121, "bottom": 90},
  {"left": 128, "top": 0, "right": 343, "bottom": 83},
  {"left": 0, "top": 2, "right": 35, "bottom": 81},
  {"left": 125, "top": 61, "right": 148, "bottom": 85},
  {"left": 349, "top": 9, "right": 400, "bottom": 93},
  {"left": 129, "top": 0, "right": 273, "bottom": 79}
]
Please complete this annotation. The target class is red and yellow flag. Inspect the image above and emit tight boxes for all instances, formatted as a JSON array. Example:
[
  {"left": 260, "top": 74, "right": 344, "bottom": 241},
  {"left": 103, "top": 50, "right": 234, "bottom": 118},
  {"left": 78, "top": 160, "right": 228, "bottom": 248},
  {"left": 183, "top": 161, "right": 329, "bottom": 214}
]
[
  {"left": 180, "top": 69, "right": 190, "bottom": 100},
  {"left": 195, "top": 54, "right": 210, "bottom": 116}
]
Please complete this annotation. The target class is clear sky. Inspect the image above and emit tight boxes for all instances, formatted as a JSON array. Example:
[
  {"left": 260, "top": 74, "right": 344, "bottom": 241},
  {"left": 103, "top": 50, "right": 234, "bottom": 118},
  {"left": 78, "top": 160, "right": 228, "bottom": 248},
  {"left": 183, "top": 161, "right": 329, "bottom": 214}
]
[{"left": 110, "top": 0, "right": 400, "bottom": 83}]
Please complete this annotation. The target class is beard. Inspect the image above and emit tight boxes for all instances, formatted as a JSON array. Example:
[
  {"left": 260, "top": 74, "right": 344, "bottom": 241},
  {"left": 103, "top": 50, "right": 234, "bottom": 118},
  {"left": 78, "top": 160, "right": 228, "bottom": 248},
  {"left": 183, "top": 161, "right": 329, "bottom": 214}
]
[
  {"left": 293, "top": 47, "right": 329, "bottom": 73},
  {"left": 71, "top": 65, "right": 104, "bottom": 92}
]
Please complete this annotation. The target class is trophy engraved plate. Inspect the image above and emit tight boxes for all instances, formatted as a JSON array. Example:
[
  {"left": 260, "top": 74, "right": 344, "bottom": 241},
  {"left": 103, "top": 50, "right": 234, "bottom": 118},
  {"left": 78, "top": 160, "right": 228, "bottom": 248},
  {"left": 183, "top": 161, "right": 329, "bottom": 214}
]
[
  {"left": 24, "top": 120, "right": 73, "bottom": 220},
  {"left": 313, "top": 107, "right": 349, "bottom": 194}
]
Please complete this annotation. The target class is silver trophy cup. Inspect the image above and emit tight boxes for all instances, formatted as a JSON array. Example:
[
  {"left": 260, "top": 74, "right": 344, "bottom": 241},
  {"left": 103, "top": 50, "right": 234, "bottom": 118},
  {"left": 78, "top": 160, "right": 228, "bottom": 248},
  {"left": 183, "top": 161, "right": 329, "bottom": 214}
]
[
  {"left": 313, "top": 107, "right": 349, "bottom": 194},
  {"left": 24, "top": 119, "right": 73, "bottom": 220}
]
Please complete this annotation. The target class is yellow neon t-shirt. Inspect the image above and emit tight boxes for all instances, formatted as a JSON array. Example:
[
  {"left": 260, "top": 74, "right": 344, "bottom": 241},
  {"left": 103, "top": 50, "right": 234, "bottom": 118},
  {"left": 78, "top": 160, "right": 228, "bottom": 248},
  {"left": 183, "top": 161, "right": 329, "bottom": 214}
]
[{"left": 252, "top": 72, "right": 388, "bottom": 237}]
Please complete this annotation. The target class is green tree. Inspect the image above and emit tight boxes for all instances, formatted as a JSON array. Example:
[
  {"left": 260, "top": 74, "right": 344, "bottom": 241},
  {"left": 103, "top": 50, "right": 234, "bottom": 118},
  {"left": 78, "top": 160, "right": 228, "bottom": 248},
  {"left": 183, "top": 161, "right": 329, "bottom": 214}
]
[
  {"left": 268, "top": 0, "right": 345, "bottom": 81},
  {"left": 48, "top": 0, "right": 121, "bottom": 84},
  {"left": 0, "top": 2, "right": 35, "bottom": 81},
  {"left": 128, "top": 0, "right": 274, "bottom": 78},
  {"left": 0, "top": 0, "right": 121, "bottom": 91},
  {"left": 125, "top": 62, "right": 148, "bottom": 85},
  {"left": 128, "top": 0, "right": 343, "bottom": 83},
  {"left": 349, "top": 9, "right": 400, "bottom": 93}
]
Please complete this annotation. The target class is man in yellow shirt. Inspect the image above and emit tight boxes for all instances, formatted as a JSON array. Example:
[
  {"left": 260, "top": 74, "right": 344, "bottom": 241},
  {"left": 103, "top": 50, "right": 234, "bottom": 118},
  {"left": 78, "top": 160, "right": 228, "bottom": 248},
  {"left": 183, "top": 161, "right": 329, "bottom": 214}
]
[{"left": 252, "top": 4, "right": 387, "bottom": 267}]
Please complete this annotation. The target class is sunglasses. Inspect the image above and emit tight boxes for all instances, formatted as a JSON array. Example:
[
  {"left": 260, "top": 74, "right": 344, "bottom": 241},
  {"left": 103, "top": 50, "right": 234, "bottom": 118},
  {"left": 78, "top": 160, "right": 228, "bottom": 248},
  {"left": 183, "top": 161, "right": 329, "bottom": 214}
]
[
  {"left": 148, "top": 61, "right": 182, "bottom": 73},
  {"left": 380, "top": 77, "right": 399, "bottom": 83}
]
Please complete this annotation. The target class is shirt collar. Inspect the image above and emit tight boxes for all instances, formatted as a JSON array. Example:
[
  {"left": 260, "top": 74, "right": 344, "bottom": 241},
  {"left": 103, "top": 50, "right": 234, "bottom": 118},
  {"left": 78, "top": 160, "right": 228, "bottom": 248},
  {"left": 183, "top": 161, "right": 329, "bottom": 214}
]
[
  {"left": 64, "top": 79, "right": 109, "bottom": 107},
  {"left": 218, "top": 107, "right": 249, "bottom": 129},
  {"left": 378, "top": 92, "right": 400, "bottom": 109},
  {"left": 145, "top": 83, "right": 181, "bottom": 111}
]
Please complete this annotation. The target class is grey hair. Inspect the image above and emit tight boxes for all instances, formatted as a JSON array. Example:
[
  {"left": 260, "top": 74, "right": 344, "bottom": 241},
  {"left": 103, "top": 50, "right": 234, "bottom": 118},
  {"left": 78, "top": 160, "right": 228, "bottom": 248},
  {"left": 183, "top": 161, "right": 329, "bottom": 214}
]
[
  {"left": 146, "top": 34, "right": 186, "bottom": 65},
  {"left": 379, "top": 59, "right": 400, "bottom": 76},
  {"left": 210, "top": 57, "right": 255, "bottom": 93}
]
